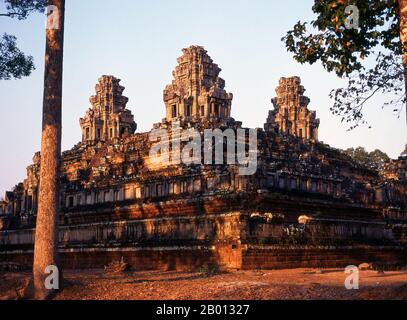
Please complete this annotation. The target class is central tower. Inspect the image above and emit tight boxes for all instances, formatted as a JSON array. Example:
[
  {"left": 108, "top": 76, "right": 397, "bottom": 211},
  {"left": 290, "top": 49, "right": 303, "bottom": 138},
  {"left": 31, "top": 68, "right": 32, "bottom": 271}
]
[{"left": 163, "top": 46, "right": 233, "bottom": 123}]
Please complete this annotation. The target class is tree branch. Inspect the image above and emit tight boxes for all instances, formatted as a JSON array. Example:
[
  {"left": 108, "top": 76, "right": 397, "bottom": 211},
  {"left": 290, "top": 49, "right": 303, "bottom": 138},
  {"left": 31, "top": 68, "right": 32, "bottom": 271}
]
[{"left": 0, "top": 12, "right": 25, "bottom": 18}]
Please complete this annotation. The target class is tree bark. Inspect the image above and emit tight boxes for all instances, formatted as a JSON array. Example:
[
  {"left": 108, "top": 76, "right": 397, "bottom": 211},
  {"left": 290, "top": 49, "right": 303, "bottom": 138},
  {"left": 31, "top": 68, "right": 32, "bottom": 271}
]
[
  {"left": 32, "top": 0, "right": 65, "bottom": 300},
  {"left": 399, "top": 0, "right": 407, "bottom": 124}
]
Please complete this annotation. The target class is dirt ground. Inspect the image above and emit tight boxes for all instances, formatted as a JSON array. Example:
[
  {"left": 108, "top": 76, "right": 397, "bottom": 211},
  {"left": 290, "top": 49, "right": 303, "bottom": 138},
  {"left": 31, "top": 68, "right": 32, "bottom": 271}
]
[{"left": 1, "top": 268, "right": 407, "bottom": 300}]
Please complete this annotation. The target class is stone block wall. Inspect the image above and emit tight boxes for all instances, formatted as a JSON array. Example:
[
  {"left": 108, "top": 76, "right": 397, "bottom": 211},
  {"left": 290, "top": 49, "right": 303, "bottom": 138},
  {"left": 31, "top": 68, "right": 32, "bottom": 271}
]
[
  {"left": 0, "top": 213, "right": 243, "bottom": 251},
  {"left": 1, "top": 211, "right": 406, "bottom": 271}
]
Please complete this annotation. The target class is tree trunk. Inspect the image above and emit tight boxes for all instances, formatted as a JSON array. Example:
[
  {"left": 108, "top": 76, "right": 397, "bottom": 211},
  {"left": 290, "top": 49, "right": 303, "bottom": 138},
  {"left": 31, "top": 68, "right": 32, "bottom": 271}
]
[
  {"left": 32, "top": 0, "right": 65, "bottom": 300},
  {"left": 399, "top": 0, "right": 407, "bottom": 124}
]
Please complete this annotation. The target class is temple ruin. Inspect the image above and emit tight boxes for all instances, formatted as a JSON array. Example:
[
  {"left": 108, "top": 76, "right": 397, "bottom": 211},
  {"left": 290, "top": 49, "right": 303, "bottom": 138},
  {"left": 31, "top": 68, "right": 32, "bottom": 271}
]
[
  {"left": 80, "top": 75, "right": 137, "bottom": 143},
  {"left": 163, "top": 46, "right": 232, "bottom": 122},
  {"left": 265, "top": 77, "right": 319, "bottom": 140},
  {"left": 0, "top": 46, "right": 406, "bottom": 270}
]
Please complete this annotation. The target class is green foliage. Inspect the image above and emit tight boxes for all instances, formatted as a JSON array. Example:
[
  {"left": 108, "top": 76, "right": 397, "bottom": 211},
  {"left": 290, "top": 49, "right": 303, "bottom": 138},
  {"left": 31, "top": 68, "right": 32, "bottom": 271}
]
[
  {"left": 283, "top": 0, "right": 400, "bottom": 76},
  {"left": 1, "top": 0, "right": 47, "bottom": 19},
  {"left": 343, "top": 146, "right": 390, "bottom": 169},
  {"left": 329, "top": 52, "right": 404, "bottom": 129},
  {"left": 0, "top": 33, "right": 34, "bottom": 80},
  {"left": 0, "top": 0, "right": 47, "bottom": 80},
  {"left": 282, "top": 0, "right": 404, "bottom": 128}
]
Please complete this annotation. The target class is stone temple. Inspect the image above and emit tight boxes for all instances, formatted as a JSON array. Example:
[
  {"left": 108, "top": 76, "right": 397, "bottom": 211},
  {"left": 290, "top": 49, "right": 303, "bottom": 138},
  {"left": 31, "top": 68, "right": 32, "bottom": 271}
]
[
  {"left": 265, "top": 77, "right": 319, "bottom": 140},
  {"left": 80, "top": 75, "right": 137, "bottom": 143},
  {"left": 0, "top": 46, "right": 406, "bottom": 270},
  {"left": 163, "top": 46, "right": 232, "bottom": 122}
]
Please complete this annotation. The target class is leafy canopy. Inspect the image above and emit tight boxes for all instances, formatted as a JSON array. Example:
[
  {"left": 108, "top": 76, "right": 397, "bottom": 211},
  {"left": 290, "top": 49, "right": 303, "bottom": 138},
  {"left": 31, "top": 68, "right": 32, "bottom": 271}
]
[
  {"left": 282, "top": 0, "right": 403, "bottom": 129},
  {"left": 0, "top": 0, "right": 47, "bottom": 80},
  {"left": 0, "top": 0, "right": 47, "bottom": 19},
  {"left": 343, "top": 146, "right": 390, "bottom": 170},
  {"left": 0, "top": 33, "right": 34, "bottom": 80}
]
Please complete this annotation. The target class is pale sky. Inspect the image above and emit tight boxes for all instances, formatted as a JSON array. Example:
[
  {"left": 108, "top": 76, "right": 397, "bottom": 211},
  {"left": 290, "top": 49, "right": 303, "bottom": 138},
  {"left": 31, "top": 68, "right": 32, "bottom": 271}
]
[{"left": 0, "top": 0, "right": 406, "bottom": 197}]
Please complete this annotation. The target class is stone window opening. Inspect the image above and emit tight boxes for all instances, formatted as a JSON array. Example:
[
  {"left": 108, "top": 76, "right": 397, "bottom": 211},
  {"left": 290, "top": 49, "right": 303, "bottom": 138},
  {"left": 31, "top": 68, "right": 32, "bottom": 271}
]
[
  {"left": 214, "top": 104, "right": 219, "bottom": 115},
  {"left": 172, "top": 105, "right": 177, "bottom": 118},
  {"left": 113, "top": 190, "right": 119, "bottom": 202},
  {"left": 156, "top": 184, "right": 162, "bottom": 197},
  {"left": 67, "top": 196, "right": 74, "bottom": 208},
  {"left": 103, "top": 191, "right": 110, "bottom": 202},
  {"left": 182, "top": 181, "right": 187, "bottom": 193},
  {"left": 299, "top": 128, "right": 303, "bottom": 138},
  {"left": 110, "top": 128, "right": 113, "bottom": 138},
  {"left": 95, "top": 192, "right": 100, "bottom": 204},
  {"left": 86, "top": 127, "right": 90, "bottom": 140},
  {"left": 27, "top": 196, "right": 33, "bottom": 211},
  {"left": 135, "top": 187, "right": 141, "bottom": 199},
  {"left": 85, "top": 193, "right": 92, "bottom": 205},
  {"left": 185, "top": 105, "right": 191, "bottom": 117},
  {"left": 124, "top": 187, "right": 133, "bottom": 200},
  {"left": 200, "top": 105, "right": 204, "bottom": 116},
  {"left": 97, "top": 128, "right": 101, "bottom": 139}
]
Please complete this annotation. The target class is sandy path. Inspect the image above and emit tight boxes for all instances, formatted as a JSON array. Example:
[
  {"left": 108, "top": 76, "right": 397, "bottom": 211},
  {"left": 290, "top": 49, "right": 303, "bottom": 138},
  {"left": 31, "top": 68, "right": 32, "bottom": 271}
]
[{"left": 1, "top": 268, "right": 406, "bottom": 300}]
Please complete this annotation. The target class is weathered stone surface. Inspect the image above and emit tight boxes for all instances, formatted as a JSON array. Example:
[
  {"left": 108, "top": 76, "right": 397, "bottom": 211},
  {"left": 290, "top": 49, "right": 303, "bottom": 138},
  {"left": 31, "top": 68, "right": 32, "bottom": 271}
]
[
  {"left": 163, "top": 46, "right": 232, "bottom": 123},
  {"left": 0, "top": 45, "right": 406, "bottom": 271},
  {"left": 80, "top": 75, "right": 137, "bottom": 144},
  {"left": 265, "top": 76, "right": 319, "bottom": 140}
]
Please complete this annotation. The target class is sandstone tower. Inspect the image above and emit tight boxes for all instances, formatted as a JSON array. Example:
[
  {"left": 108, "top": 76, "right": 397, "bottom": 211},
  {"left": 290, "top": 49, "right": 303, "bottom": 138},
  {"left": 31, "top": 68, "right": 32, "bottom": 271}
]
[
  {"left": 2, "top": 47, "right": 407, "bottom": 273},
  {"left": 80, "top": 75, "right": 137, "bottom": 143},
  {"left": 163, "top": 46, "right": 233, "bottom": 122},
  {"left": 265, "top": 76, "right": 319, "bottom": 140}
]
